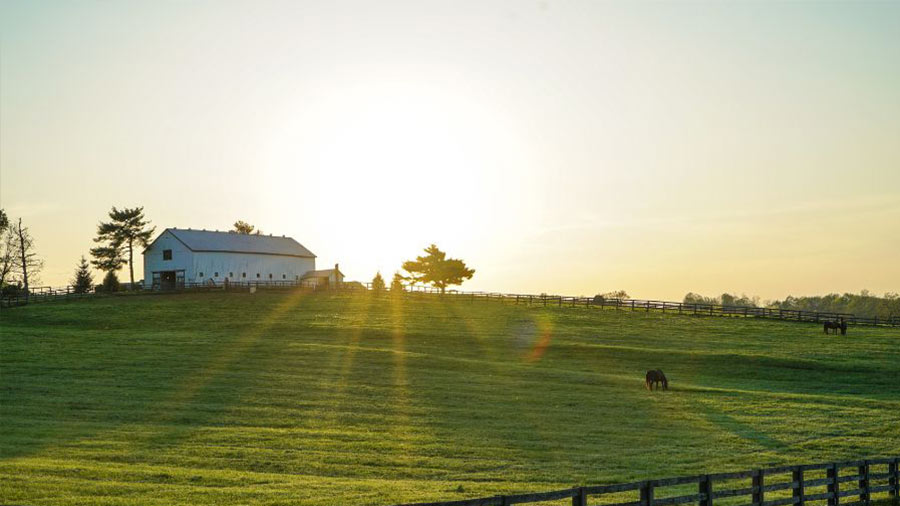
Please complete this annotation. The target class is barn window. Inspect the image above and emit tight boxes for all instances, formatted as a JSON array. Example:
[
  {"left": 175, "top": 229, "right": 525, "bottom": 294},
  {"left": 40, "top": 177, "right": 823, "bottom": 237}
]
[
  {"left": 242, "top": 272, "right": 246, "bottom": 278},
  {"left": 229, "top": 272, "right": 233, "bottom": 278},
  {"left": 214, "top": 272, "right": 219, "bottom": 277},
  {"left": 163, "top": 249, "right": 172, "bottom": 260},
  {"left": 199, "top": 272, "right": 204, "bottom": 277},
  {"left": 268, "top": 273, "right": 273, "bottom": 279},
  {"left": 256, "top": 273, "right": 260, "bottom": 278},
  {"left": 282, "top": 274, "right": 286, "bottom": 279},
  {"left": 295, "top": 275, "right": 299, "bottom": 280}
]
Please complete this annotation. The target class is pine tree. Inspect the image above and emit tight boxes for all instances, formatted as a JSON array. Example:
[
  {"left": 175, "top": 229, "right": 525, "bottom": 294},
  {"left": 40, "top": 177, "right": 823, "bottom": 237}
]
[
  {"left": 371, "top": 272, "right": 386, "bottom": 292},
  {"left": 71, "top": 256, "right": 94, "bottom": 294},
  {"left": 91, "top": 206, "right": 155, "bottom": 288},
  {"left": 101, "top": 271, "right": 120, "bottom": 292},
  {"left": 390, "top": 272, "right": 405, "bottom": 293},
  {"left": 232, "top": 220, "right": 259, "bottom": 234},
  {"left": 401, "top": 244, "right": 474, "bottom": 294}
]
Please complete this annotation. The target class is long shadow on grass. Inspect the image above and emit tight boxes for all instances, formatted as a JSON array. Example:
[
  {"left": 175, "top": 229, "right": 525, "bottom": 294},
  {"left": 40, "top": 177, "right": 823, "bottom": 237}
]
[{"left": 0, "top": 294, "right": 259, "bottom": 461}]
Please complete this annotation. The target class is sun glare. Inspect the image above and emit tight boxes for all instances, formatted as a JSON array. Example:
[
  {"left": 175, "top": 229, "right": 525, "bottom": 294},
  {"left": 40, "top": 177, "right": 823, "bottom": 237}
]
[{"left": 262, "top": 76, "right": 539, "bottom": 276}]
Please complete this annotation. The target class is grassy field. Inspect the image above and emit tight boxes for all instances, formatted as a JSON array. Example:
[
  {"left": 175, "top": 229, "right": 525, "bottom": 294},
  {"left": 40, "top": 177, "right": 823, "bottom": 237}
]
[{"left": 1, "top": 291, "right": 899, "bottom": 506}]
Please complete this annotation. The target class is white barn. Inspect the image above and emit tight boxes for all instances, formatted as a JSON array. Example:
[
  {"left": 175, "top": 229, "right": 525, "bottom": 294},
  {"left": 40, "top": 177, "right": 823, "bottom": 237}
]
[{"left": 143, "top": 228, "right": 341, "bottom": 290}]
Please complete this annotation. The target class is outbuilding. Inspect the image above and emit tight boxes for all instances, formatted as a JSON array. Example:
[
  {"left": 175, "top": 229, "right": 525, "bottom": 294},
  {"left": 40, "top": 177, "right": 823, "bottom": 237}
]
[{"left": 143, "top": 228, "right": 318, "bottom": 290}]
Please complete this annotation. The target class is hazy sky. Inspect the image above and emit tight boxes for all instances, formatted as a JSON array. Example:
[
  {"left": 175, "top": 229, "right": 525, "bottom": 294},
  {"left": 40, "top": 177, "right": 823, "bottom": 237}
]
[{"left": 2, "top": 0, "right": 898, "bottom": 300}]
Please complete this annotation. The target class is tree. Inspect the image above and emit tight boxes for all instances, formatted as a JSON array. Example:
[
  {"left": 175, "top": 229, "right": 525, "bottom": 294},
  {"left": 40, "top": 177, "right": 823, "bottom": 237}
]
[
  {"left": 401, "top": 244, "right": 474, "bottom": 294},
  {"left": 13, "top": 218, "right": 43, "bottom": 300},
  {"left": 71, "top": 256, "right": 94, "bottom": 294},
  {"left": 0, "top": 210, "right": 14, "bottom": 288},
  {"left": 371, "top": 272, "right": 386, "bottom": 292},
  {"left": 101, "top": 270, "right": 120, "bottom": 292},
  {"left": 90, "top": 245, "right": 126, "bottom": 275},
  {"left": 390, "top": 272, "right": 405, "bottom": 292},
  {"left": 91, "top": 206, "right": 155, "bottom": 288},
  {"left": 232, "top": 220, "right": 259, "bottom": 234}
]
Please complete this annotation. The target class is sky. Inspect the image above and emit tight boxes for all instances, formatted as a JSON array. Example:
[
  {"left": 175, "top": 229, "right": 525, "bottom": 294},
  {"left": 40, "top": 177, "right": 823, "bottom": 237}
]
[{"left": 1, "top": 0, "right": 898, "bottom": 301}]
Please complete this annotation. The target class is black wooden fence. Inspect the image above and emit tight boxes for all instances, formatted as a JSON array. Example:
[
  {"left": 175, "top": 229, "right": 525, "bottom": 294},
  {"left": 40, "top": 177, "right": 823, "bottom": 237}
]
[
  {"left": 3, "top": 280, "right": 898, "bottom": 328},
  {"left": 391, "top": 457, "right": 900, "bottom": 506},
  {"left": 370, "top": 285, "right": 900, "bottom": 328},
  {"left": 0, "top": 279, "right": 344, "bottom": 308}
]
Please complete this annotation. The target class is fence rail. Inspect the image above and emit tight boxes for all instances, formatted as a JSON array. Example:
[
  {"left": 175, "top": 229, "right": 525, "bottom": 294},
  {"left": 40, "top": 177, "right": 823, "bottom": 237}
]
[
  {"left": 372, "top": 285, "right": 900, "bottom": 328},
  {"left": 390, "top": 457, "right": 900, "bottom": 506},
  {"left": 0, "top": 278, "right": 363, "bottom": 308},
  {"left": 3, "top": 280, "right": 898, "bottom": 328}
]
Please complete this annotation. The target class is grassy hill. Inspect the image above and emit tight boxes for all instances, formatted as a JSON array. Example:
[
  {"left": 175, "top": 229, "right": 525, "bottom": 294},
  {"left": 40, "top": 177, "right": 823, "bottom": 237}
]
[{"left": 1, "top": 291, "right": 898, "bottom": 506}]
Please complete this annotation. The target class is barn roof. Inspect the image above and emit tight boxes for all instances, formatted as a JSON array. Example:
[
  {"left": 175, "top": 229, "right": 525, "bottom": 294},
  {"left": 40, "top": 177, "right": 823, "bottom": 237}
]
[
  {"left": 155, "top": 228, "right": 316, "bottom": 258},
  {"left": 302, "top": 268, "right": 343, "bottom": 278}
]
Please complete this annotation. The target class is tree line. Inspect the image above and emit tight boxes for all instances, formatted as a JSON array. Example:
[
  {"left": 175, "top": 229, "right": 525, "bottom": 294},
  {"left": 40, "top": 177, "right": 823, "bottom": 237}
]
[{"left": 682, "top": 290, "right": 900, "bottom": 320}]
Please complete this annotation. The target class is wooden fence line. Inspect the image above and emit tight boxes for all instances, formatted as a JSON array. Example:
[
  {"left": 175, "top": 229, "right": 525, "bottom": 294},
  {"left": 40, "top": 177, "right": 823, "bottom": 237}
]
[
  {"left": 389, "top": 457, "right": 900, "bottom": 506},
  {"left": 371, "top": 285, "right": 899, "bottom": 328},
  {"left": 3, "top": 281, "right": 898, "bottom": 328}
]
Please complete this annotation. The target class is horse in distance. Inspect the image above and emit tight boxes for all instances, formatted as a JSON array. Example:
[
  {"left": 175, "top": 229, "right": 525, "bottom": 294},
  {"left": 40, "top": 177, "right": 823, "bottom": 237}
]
[
  {"left": 645, "top": 369, "right": 668, "bottom": 391},
  {"left": 824, "top": 318, "right": 848, "bottom": 335}
]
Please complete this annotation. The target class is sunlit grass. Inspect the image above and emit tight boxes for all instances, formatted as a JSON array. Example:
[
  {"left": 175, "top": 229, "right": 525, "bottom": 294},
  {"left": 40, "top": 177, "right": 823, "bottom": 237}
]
[{"left": 1, "top": 291, "right": 898, "bottom": 505}]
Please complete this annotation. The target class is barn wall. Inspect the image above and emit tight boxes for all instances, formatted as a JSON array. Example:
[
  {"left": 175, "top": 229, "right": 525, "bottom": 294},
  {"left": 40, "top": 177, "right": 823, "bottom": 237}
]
[
  {"left": 191, "top": 252, "right": 315, "bottom": 284},
  {"left": 143, "top": 230, "right": 194, "bottom": 287}
]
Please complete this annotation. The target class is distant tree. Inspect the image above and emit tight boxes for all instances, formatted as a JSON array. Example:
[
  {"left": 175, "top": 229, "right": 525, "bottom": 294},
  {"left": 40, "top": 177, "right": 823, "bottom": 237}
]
[
  {"left": 101, "top": 270, "right": 120, "bottom": 292},
  {"left": 232, "top": 220, "right": 259, "bottom": 234},
  {"left": 593, "top": 290, "right": 629, "bottom": 304},
  {"left": 390, "top": 272, "right": 405, "bottom": 292},
  {"left": 684, "top": 292, "right": 717, "bottom": 305},
  {"left": 768, "top": 290, "right": 900, "bottom": 320},
  {"left": 0, "top": 210, "right": 15, "bottom": 288},
  {"left": 402, "top": 244, "right": 474, "bottom": 294},
  {"left": 12, "top": 218, "right": 43, "bottom": 300},
  {"left": 371, "top": 272, "right": 386, "bottom": 292},
  {"left": 91, "top": 206, "right": 155, "bottom": 288},
  {"left": 71, "top": 256, "right": 94, "bottom": 294}
]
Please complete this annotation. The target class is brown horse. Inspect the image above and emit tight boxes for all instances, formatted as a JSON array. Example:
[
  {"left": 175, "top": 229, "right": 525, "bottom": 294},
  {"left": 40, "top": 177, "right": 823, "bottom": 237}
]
[
  {"left": 823, "top": 319, "right": 848, "bottom": 335},
  {"left": 646, "top": 369, "right": 668, "bottom": 391}
]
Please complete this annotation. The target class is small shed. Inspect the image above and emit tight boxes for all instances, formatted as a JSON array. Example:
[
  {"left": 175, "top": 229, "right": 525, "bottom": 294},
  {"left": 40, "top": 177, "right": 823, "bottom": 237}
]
[{"left": 301, "top": 264, "right": 345, "bottom": 289}]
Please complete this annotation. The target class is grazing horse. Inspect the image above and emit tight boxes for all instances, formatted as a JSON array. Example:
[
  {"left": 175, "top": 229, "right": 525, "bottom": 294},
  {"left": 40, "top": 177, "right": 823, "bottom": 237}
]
[
  {"left": 645, "top": 369, "right": 668, "bottom": 391},
  {"left": 824, "top": 319, "right": 848, "bottom": 335}
]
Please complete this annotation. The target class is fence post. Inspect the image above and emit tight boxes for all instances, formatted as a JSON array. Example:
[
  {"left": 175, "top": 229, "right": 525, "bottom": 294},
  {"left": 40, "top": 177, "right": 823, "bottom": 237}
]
[
  {"left": 753, "top": 469, "right": 765, "bottom": 506},
  {"left": 500, "top": 495, "right": 511, "bottom": 506},
  {"left": 889, "top": 458, "right": 899, "bottom": 504},
  {"left": 699, "top": 475, "right": 712, "bottom": 506},
  {"left": 573, "top": 486, "right": 587, "bottom": 506},
  {"left": 859, "top": 461, "right": 870, "bottom": 506},
  {"left": 827, "top": 463, "right": 839, "bottom": 506},
  {"left": 642, "top": 481, "right": 655, "bottom": 506},
  {"left": 794, "top": 467, "right": 805, "bottom": 506}
]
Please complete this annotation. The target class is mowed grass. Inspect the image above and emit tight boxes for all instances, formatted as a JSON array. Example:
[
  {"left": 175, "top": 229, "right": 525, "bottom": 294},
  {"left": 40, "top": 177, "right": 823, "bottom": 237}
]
[{"left": 1, "top": 291, "right": 898, "bottom": 506}]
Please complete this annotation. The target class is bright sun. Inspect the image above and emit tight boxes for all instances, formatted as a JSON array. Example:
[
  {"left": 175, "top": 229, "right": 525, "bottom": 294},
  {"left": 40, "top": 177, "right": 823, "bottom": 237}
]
[{"left": 260, "top": 75, "right": 538, "bottom": 275}]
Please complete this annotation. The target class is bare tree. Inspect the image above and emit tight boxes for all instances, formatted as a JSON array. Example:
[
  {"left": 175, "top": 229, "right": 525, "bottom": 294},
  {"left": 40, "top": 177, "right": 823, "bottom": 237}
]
[
  {"left": 13, "top": 218, "right": 43, "bottom": 300},
  {"left": 0, "top": 225, "right": 16, "bottom": 288}
]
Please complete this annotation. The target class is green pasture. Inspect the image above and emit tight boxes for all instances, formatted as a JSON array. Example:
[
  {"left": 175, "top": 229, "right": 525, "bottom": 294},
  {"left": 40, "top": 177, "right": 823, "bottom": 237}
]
[{"left": 1, "top": 291, "right": 898, "bottom": 505}]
